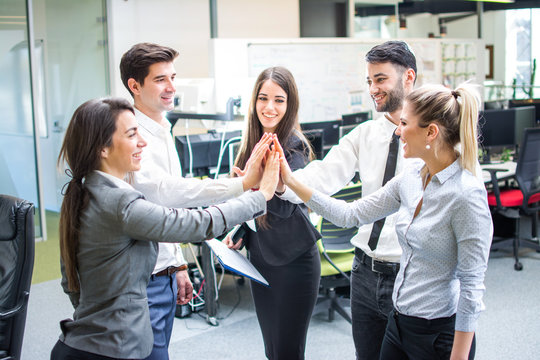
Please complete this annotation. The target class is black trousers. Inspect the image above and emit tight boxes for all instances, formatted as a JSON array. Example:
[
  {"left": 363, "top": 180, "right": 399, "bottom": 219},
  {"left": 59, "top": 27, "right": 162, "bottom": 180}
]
[
  {"left": 380, "top": 310, "right": 476, "bottom": 360},
  {"left": 50, "top": 340, "right": 123, "bottom": 360},
  {"left": 249, "top": 244, "right": 320, "bottom": 360}
]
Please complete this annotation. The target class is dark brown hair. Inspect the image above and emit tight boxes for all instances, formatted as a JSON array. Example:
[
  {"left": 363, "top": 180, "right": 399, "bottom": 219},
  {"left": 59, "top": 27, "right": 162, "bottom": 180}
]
[
  {"left": 366, "top": 40, "right": 417, "bottom": 84},
  {"left": 234, "top": 66, "right": 313, "bottom": 228},
  {"left": 120, "top": 42, "right": 179, "bottom": 96},
  {"left": 57, "top": 97, "right": 134, "bottom": 292}
]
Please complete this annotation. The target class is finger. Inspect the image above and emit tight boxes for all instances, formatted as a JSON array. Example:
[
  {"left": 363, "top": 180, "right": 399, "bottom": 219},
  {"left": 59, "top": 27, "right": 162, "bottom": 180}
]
[
  {"left": 185, "top": 283, "right": 194, "bottom": 303},
  {"left": 273, "top": 136, "right": 285, "bottom": 159},
  {"left": 232, "top": 238, "right": 243, "bottom": 250},
  {"left": 232, "top": 166, "right": 246, "bottom": 177},
  {"left": 178, "top": 283, "right": 186, "bottom": 303}
]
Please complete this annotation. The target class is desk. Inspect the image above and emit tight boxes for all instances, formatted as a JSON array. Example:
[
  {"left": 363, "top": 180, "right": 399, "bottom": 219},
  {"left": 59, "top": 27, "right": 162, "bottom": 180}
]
[{"left": 482, "top": 162, "right": 516, "bottom": 183}]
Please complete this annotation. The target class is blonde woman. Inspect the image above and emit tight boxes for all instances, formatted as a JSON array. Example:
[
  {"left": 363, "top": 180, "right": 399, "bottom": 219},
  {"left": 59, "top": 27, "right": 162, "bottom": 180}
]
[{"left": 278, "top": 84, "right": 492, "bottom": 360}]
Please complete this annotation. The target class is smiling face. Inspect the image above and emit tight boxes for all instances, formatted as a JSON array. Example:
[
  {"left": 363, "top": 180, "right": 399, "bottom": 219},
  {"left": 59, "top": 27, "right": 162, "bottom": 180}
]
[
  {"left": 100, "top": 110, "right": 147, "bottom": 179},
  {"left": 129, "top": 61, "right": 176, "bottom": 122},
  {"left": 255, "top": 79, "right": 288, "bottom": 133},
  {"left": 366, "top": 62, "right": 406, "bottom": 115},
  {"left": 395, "top": 101, "right": 430, "bottom": 159}
]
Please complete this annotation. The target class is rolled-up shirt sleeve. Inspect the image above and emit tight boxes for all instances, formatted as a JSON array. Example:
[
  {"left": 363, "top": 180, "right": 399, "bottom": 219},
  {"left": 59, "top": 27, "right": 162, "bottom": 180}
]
[
  {"left": 307, "top": 174, "right": 402, "bottom": 229},
  {"left": 452, "top": 186, "right": 493, "bottom": 332}
]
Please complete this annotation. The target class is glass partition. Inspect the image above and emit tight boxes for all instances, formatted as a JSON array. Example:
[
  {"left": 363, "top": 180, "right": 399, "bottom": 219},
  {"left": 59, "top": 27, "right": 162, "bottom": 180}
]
[{"left": 0, "top": 0, "right": 44, "bottom": 238}]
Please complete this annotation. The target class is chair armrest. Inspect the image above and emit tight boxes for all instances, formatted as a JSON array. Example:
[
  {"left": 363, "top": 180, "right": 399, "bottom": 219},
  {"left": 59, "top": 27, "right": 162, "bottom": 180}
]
[
  {"left": 0, "top": 292, "right": 29, "bottom": 319},
  {"left": 484, "top": 168, "right": 510, "bottom": 210}
]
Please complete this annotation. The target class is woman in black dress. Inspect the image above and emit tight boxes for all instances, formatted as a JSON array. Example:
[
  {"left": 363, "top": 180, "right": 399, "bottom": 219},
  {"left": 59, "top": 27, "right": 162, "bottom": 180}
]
[{"left": 225, "top": 66, "right": 321, "bottom": 360}]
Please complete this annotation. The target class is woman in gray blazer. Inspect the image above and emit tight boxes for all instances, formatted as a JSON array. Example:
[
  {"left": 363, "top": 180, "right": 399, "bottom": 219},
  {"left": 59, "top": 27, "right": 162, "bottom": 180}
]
[{"left": 50, "top": 98, "right": 280, "bottom": 360}]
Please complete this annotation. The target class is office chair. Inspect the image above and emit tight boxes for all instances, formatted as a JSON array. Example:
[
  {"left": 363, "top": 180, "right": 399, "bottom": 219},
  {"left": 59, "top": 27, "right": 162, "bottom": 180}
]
[
  {"left": 312, "top": 183, "right": 362, "bottom": 323},
  {"left": 0, "top": 195, "right": 35, "bottom": 359},
  {"left": 486, "top": 128, "right": 540, "bottom": 271}
]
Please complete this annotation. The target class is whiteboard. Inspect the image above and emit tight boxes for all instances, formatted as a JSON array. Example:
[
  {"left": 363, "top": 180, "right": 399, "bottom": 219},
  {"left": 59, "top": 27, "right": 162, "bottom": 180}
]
[
  {"left": 248, "top": 42, "right": 373, "bottom": 122},
  {"left": 210, "top": 38, "right": 483, "bottom": 123}
]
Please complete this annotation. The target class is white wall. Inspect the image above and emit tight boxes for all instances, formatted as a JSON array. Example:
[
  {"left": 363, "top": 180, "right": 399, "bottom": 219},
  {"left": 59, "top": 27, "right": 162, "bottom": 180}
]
[
  {"left": 444, "top": 11, "right": 506, "bottom": 82},
  {"left": 108, "top": 0, "right": 300, "bottom": 98},
  {"left": 218, "top": 0, "right": 299, "bottom": 38},
  {"left": 398, "top": 11, "right": 506, "bottom": 83}
]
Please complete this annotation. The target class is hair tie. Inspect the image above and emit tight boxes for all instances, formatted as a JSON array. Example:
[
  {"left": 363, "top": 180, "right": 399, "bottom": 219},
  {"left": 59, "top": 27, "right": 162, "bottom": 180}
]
[
  {"left": 451, "top": 90, "right": 459, "bottom": 99},
  {"left": 65, "top": 168, "right": 83, "bottom": 182}
]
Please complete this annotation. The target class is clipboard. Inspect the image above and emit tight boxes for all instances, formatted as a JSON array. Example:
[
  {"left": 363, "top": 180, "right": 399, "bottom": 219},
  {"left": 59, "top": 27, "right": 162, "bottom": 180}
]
[{"left": 205, "top": 238, "right": 269, "bottom": 287}]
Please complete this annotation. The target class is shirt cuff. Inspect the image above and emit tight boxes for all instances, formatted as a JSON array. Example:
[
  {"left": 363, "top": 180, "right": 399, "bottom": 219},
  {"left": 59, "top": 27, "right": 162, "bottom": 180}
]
[
  {"left": 455, "top": 311, "right": 479, "bottom": 332},
  {"left": 229, "top": 176, "right": 245, "bottom": 196},
  {"left": 175, "top": 244, "right": 187, "bottom": 266}
]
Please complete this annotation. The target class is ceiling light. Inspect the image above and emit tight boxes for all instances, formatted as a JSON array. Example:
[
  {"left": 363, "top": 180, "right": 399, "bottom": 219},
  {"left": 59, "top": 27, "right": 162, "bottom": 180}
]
[{"left": 464, "top": 0, "right": 514, "bottom": 3}]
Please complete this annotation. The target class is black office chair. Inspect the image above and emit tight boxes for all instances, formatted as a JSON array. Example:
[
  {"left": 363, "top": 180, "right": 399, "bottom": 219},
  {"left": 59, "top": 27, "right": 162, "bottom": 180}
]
[
  {"left": 486, "top": 128, "right": 540, "bottom": 271},
  {"left": 0, "top": 195, "right": 35, "bottom": 359},
  {"left": 312, "top": 183, "right": 362, "bottom": 323}
]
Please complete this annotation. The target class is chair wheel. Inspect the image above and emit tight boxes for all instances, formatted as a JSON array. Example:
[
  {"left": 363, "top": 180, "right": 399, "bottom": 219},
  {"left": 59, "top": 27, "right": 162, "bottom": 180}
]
[{"left": 514, "top": 262, "right": 523, "bottom": 271}]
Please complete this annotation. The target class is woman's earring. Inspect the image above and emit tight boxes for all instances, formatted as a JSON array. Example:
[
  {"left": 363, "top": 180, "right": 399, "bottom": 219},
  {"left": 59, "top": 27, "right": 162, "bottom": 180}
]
[{"left": 426, "top": 144, "right": 431, "bottom": 150}]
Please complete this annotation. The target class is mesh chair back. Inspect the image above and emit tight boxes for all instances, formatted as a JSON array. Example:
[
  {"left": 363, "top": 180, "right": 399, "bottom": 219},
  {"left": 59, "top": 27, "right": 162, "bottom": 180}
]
[
  {"left": 317, "top": 183, "right": 362, "bottom": 253},
  {"left": 515, "top": 128, "right": 540, "bottom": 210}
]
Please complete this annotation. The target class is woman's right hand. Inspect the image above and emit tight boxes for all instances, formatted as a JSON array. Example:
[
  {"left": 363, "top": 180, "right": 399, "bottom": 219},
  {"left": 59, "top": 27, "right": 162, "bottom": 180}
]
[
  {"left": 258, "top": 148, "right": 280, "bottom": 201},
  {"left": 223, "top": 234, "right": 243, "bottom": 250},
  {"left": 272, "top": 136, "right": 294, "bottom": 185},
  {"left": 273, "top": 136, "right": 314, "bottom": 203}
]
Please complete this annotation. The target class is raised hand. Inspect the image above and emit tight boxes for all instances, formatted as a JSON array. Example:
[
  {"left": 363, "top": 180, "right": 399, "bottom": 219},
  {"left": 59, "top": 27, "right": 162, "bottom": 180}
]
[
  {"left": 237, "top": 133, "right": 273, "bottom": 190},
  {"left": 258, "top": 147, "right": 280, "bottom": 201},
  {"left": 274, "top": 136, "right": 313, "bottom": 203},
  {"left": 272, "top": 136, "right": 293, "bottom": 186}
]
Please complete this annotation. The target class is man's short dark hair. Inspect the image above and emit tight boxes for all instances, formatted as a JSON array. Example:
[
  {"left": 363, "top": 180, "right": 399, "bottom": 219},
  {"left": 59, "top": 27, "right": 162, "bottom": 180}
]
[
  {"left": 120, "top": 42, "right": 179, "bottom": 96},
  {"left": 365, "top": 41, "right": 417, "bottom": 78}
]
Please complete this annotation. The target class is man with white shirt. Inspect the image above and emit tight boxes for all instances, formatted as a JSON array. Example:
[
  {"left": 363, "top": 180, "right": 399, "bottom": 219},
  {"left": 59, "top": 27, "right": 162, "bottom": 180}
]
[
  {"left": 119, "top": 43, "right": 264, "bottom": 360},
  {"left": 280, "top": 41, "right": 418, "bottom": 360}
]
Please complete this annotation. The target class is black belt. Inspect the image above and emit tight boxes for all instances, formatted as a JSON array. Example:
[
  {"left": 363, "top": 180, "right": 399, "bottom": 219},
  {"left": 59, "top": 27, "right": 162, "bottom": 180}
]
[{"left": 355, "top": 248, "right": 400, "bottom": 275}]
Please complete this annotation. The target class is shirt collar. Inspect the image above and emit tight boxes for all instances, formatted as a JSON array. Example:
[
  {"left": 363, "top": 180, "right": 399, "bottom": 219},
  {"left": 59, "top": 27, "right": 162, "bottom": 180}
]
[
  {"left": 93, "top": 170, "right": 134, "bottom": 190},
  {"left": 431, "top": 158, "right": 461, "bottom": 185},
  {"left": 134, "top": 108, "right": 171, "bottom": 136}
]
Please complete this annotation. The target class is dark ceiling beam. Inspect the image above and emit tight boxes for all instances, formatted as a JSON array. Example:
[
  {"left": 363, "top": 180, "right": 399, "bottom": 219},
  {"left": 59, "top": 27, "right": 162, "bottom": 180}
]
[{"left": 355, "top": 0, "right": 540, "bottom": 17}]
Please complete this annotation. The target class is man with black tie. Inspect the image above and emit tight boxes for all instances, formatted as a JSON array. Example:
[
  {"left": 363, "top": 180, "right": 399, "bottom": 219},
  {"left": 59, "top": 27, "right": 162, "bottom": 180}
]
[{"left": 279, "top": 41, "right": 418, "bottom": 359}]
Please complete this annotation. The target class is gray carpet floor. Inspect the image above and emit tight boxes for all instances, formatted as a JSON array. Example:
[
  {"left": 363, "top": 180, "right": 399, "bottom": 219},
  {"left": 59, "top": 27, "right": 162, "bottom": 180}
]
[{"left": 21, "top": 245, "right": 540, "bottom": 360}]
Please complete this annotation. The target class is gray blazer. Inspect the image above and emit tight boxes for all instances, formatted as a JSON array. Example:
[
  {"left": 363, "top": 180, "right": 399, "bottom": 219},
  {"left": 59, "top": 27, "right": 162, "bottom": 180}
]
[{"left": 60, "top": 171, "right": 266, "bottom": 359}]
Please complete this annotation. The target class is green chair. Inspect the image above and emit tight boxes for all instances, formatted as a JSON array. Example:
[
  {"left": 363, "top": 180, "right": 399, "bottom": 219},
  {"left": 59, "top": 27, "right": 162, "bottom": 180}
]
[{"left": 312, "top": 183, "right": 362, "bottom": 323}]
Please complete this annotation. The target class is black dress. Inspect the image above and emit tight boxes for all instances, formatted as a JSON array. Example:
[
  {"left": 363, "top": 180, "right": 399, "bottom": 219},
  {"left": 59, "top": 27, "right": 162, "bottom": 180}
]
[{"left": 243, "top": 134, "right": 321, "bottom": 360}]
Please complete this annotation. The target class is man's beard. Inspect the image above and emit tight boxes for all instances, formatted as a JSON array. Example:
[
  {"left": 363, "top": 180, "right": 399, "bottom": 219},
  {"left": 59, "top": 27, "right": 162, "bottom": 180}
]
[{"left": 375, "top": 81, "right": 404, "bottom": 113}]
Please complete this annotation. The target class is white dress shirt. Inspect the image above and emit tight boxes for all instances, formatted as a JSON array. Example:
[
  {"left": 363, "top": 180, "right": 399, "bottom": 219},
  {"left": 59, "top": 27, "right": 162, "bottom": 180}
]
[
  {"left": 282, "top": 115, "right": 421, "bottom": 262},
  {"left": 132, "top": 109, "right": 244, "bottom": 274},
  {"left": 307, "top": 159, "right": 493, "bottom": 332}
]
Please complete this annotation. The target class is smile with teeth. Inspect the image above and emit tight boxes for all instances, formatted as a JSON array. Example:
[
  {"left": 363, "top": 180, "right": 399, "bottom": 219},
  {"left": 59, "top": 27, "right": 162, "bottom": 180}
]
[
  {"left": 373, "top": 94, "right": 385, "bottom": 102},
  {"left": 263, "top": 113, "right": 277, "bottom": 118}
]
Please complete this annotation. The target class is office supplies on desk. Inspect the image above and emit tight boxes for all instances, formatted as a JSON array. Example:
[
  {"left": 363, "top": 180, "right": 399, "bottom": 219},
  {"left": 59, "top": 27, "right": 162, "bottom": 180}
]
[{"left": 206, "top": 239, "right": 269, "bottom": 287}]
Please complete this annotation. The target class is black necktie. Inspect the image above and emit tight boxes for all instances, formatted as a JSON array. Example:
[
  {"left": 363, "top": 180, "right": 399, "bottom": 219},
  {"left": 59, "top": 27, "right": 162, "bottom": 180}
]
[{"left": 367, "top": 132, "right": 400, "bottom": 251}]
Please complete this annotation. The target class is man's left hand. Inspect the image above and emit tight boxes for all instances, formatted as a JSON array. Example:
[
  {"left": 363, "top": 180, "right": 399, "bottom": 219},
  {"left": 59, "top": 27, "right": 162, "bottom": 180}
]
[{"left": 176, "top": 269, "right": 193, "bottom": 305}]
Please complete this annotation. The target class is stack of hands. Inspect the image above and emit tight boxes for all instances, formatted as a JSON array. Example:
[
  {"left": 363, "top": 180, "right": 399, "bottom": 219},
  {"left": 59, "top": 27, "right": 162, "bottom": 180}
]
[
  {"left": 224, "top": 132, "right": 307, "bottom": 250},
  {"left": 233, "top": 132, "right": 295, "bottom": 203}
]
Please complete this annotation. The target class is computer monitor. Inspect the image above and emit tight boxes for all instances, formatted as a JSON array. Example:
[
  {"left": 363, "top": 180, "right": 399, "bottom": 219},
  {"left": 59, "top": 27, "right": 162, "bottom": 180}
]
[
  {"left": 513, "top": 106, "right": 537, "bottom": 148},
  {"left": 339, "top": 124, "right": 357, "bottom": 138},
  {"left": 509, "top": 99, "right": 540, "bottom": 123},
  {"left": 341, "top": 111, "right": 371, "bottom": 126},
  {"left": 302, "top": 129, "right": 325, "bottom": 160},
  {"left": 479, "top": 109, "right": 515, "bottom": 149},
  {"left": 300, "top": 120, "right": 341, "bottom": 150},
  {"left": 479, "top": 106, "right": 537, "bottom": 163},
  {"left": 175, "top": 130, "right": 242, "bottom": 177}
]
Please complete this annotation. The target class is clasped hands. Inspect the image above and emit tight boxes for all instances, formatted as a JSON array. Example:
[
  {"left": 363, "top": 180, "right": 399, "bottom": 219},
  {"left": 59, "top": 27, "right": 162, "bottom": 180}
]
[{"left": 234, "top": 133, "right": 295, "bottom": 202}]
